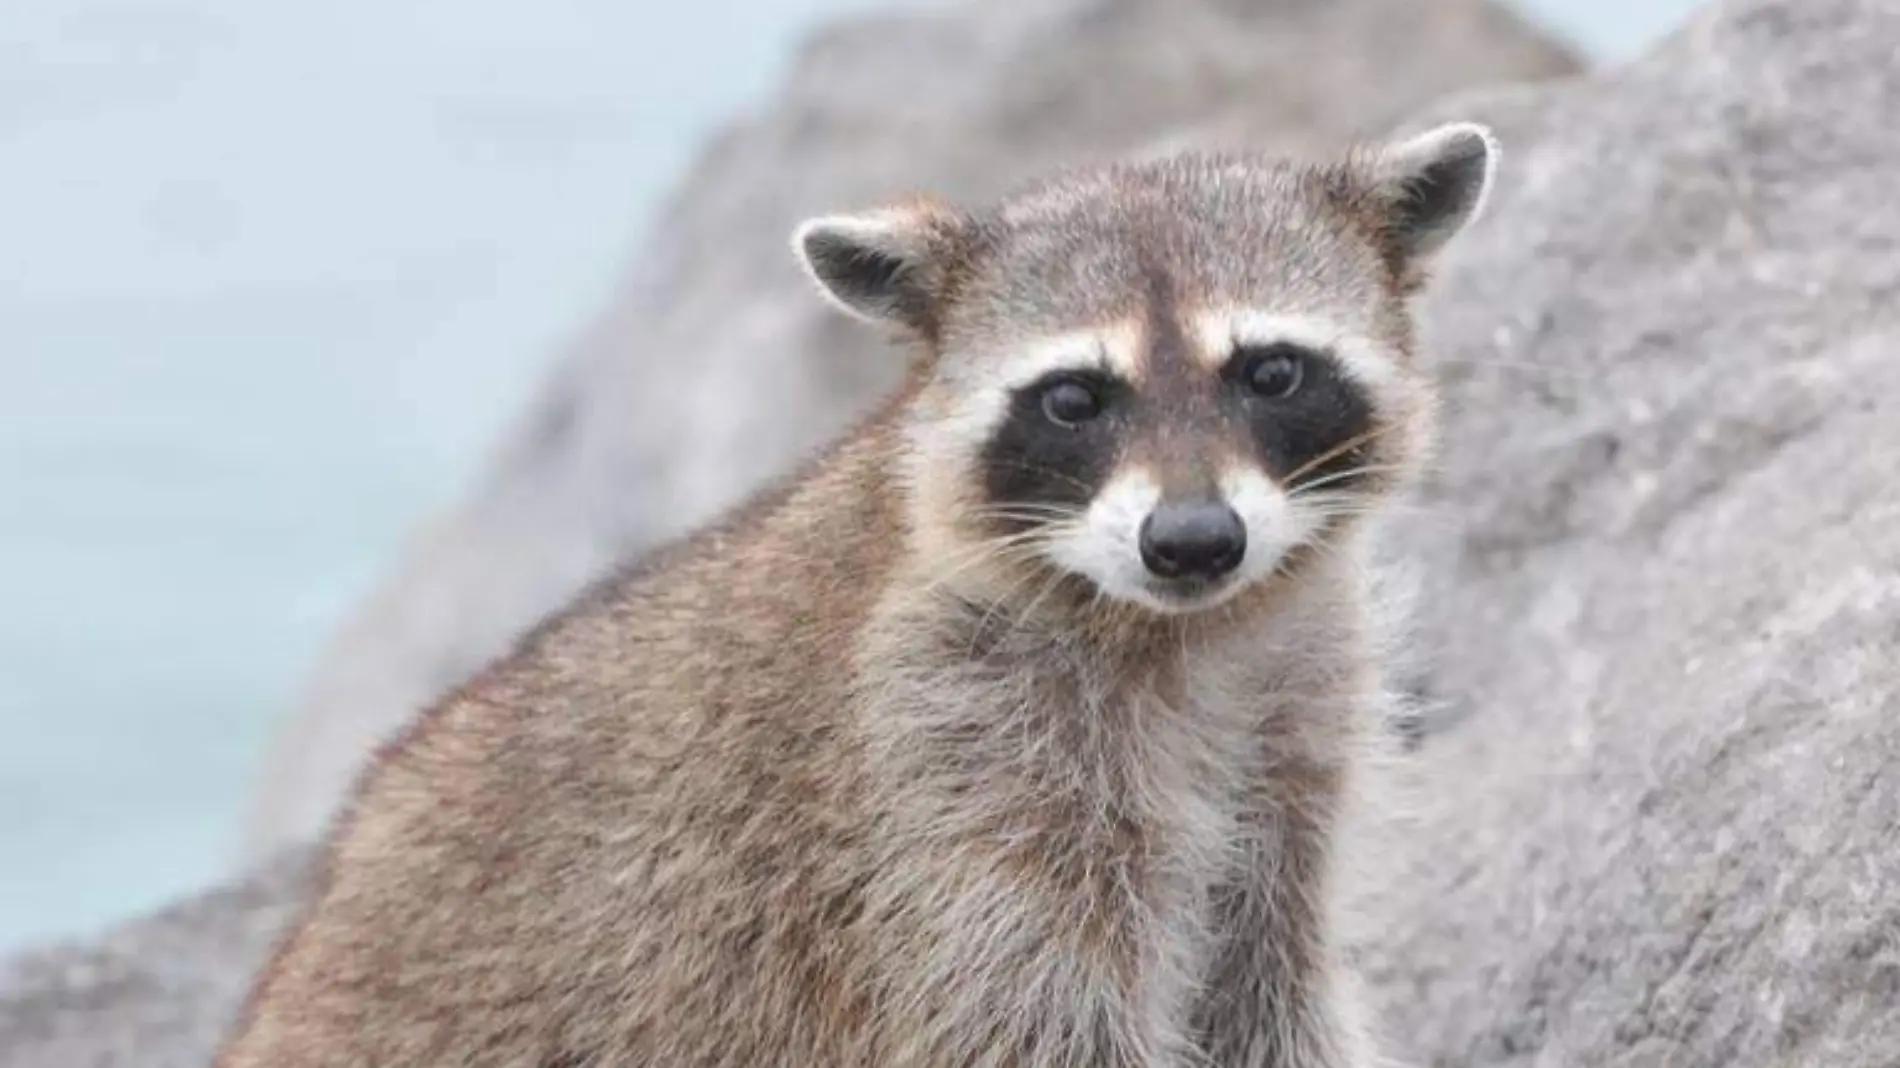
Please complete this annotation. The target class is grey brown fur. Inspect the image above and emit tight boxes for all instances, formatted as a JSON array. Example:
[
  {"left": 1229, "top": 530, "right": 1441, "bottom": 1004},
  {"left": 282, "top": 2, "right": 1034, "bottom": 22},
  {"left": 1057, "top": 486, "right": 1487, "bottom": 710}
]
[
  {"left": 216, "top": 130, "right": 1494, "bottom": 1068},
  {"left": 242, "top": 0, "right": 1576, "bottom": 857}
]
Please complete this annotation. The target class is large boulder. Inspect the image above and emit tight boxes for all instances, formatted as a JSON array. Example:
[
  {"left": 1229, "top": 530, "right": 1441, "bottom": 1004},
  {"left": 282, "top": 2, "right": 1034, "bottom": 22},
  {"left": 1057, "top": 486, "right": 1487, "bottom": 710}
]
[
  {"left": 243, "top": 0, "right": 1580, "bottom": 856},
  {"left": 1347, "top": 0, "right": 1900, "bottom": 1063},
  {"left": 12, "top": 1, "right": 1900, "bottom": 1067}
]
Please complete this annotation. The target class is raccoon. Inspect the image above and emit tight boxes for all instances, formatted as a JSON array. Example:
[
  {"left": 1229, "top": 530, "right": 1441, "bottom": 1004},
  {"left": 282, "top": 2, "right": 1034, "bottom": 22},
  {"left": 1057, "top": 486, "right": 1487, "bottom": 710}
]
[{"left": 217, "top": 122, "right": 1497, "bottom": 1068}]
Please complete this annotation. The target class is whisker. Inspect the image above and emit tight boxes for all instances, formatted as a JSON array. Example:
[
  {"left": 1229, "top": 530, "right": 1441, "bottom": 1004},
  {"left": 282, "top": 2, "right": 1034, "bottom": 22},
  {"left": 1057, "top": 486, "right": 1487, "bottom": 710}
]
[
  {"left": 967, "top": 503, "right": 1081, "bottom": 515},
  {"left": 981, "top": 459, "right": 1101, "bottom": 495},
  {"left": 917, "top": 533, "right": 1058, "bottom": 593},
  {"left": 1287, "top": 464, "right": 1409, "bottom": 496},
  {"left": 1291, "top": 489, "right": 1445, "bottom": 524},
  {"left": 964, "top": 505, "right": 1086, "bottom": 526},
  {"left": 923, "top": 537, "right": 1051, "bottom": 580},
  {"left": 1281, "top": 427, "right": 1395, "bottom": 487},
  {"left": 966, "top": 561, "right": 1058, "bottom": 655},
  {"left": 1010, "top": 567, "right": 1073, "bottom": 635}
]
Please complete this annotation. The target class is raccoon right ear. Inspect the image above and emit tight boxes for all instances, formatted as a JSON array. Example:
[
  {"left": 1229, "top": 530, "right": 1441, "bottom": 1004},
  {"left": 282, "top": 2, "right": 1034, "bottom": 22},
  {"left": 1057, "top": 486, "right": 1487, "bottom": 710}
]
[
  {"left": 1366, "top": 121, "right": 1499, "bottom": 266},
  {"left": 792, "top": 208, "right": 954, "bottom": 333}
]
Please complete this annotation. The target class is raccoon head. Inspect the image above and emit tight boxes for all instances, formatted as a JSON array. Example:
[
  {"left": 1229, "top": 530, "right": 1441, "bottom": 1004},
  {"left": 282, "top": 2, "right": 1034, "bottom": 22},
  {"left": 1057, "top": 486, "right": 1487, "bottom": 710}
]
[{"left": 795, "top": 123, "right": 1496, "bottom": 617}]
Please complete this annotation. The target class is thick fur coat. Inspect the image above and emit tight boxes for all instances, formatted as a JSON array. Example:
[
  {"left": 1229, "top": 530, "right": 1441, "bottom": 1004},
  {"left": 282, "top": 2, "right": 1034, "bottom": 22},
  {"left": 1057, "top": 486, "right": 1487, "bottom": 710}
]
[{"left": 218, "top": 122, "right": 1497, "bottom": 1068}]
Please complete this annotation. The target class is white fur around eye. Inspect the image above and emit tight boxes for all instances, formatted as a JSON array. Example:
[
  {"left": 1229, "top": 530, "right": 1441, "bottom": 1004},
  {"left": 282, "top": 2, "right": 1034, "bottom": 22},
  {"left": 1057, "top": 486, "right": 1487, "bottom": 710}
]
[
  {"left": 1188, "top": 308, "right": 1403, "bottom": 408},
  {"left": 907, "top": 324, "right": 1141, "bottom": 485},
  {"left": 989, "top": 322, "right": 1142, "bottom": 392}
]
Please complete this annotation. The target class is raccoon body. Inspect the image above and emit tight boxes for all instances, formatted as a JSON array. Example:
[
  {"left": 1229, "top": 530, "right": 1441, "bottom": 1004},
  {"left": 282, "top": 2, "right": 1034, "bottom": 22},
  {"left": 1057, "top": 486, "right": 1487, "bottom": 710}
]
[{"left": 217, "top": 123, "right": 1498, "bottom": 1068}]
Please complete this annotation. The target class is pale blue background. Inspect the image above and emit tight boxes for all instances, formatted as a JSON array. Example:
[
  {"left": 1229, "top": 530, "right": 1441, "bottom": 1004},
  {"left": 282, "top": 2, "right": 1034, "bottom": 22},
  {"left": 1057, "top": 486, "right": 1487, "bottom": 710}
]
[{"left": 0, "top": 0, "right": 1704, "bottom": 952}]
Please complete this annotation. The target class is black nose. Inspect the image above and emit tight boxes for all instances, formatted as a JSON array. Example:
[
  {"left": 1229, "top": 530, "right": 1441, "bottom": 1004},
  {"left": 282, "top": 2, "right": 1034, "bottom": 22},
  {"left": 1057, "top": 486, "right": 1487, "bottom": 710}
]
[{"left": 1138, "top": 502, "right": 1246, "bottom": 580}]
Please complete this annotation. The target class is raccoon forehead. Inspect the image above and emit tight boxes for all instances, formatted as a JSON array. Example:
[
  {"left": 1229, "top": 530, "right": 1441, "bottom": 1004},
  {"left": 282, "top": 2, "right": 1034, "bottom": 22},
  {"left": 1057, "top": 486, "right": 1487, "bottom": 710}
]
[
  {"left": 946, "top": 206, "right": 1390, "bottom": 341},
  {"left": 933, "top": 322, "right": 1144, "bottom": 394},
  {"left": 991, "top": 152, "right": 1317, "bottom": 227}
]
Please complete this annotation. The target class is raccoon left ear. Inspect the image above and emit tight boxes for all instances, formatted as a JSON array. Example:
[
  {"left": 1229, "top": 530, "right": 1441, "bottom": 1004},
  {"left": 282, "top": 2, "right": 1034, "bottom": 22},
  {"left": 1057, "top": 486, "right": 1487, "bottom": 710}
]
[
  {"left": 1367, "top": 121, "right": 1499, "bottom": 264},
  {"left": 792, "top": 205, "right": 961, "bottom": 334}
]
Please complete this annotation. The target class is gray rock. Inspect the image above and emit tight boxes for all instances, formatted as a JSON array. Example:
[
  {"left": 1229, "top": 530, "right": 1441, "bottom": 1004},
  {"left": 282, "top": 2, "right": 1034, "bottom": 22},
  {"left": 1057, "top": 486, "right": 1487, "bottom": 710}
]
[
  {"left": 1345, "top": 1, "right": 1900, "bottom": 1063},
  {"left": 14, "top": 1, "right": 1900, "bottom": 1067},
  {"left": 242, "top": 0, "right": 1580, "bottom": 857},
  {"left": 0, "top": 852, "right": 311, "bottom": 1068}
]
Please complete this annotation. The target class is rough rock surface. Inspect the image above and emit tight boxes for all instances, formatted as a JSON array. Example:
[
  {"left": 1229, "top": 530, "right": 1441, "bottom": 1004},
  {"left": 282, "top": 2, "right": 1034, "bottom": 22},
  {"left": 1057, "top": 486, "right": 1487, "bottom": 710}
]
[
  {"left": 244, "top": 0, "right": 1579, "bottom": 855},
  {"left": 10, "top": 0, "right": 1900, "bottom": 1067},
  {"left": 1347, "top": 1, "right": 1900, "bottom": 1063}
]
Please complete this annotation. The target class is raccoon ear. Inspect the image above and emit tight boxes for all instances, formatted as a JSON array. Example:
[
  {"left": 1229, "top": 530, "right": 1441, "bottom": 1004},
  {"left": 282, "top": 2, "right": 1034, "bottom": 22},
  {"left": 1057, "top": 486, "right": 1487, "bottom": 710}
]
[
  {"left": 1368, "top": 121, "right": 1498, "bottom": 264},
  {"left": 792, "top": 207, "right": 957, "bottom": 332}
]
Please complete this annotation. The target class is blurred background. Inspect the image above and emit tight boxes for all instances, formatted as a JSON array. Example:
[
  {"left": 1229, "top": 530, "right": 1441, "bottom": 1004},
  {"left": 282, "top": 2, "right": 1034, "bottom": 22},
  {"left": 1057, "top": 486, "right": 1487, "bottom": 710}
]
[{"left": 0, "top": 0, "right": 1703, "bottom": 954}]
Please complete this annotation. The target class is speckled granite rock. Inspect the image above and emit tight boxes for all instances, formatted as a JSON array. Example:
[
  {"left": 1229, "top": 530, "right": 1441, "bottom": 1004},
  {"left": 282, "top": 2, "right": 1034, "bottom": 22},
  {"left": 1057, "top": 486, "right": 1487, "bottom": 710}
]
[
  {"left": 244, "top": 0, "right": 1580, "bottom": 856},
  {"left": 12, "top": 0, "right": 1900, "bottom": 1066}
]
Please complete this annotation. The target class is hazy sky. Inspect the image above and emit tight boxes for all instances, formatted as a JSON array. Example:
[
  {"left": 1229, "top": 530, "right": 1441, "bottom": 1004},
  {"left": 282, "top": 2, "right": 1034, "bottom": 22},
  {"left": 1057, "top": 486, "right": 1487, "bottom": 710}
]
[
  {"left": 0, "top": 0, "right": 1706, "bottom": 952},
  {"left": 1514, "top": 0, "right": 1704, "bottom": 58}
]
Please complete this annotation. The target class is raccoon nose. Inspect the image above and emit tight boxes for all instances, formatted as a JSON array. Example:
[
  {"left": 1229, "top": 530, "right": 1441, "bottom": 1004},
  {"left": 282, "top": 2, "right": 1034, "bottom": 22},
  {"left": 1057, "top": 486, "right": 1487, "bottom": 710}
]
[{"left": 1138, "top": 502, "right": 1247, "bottom": 580}]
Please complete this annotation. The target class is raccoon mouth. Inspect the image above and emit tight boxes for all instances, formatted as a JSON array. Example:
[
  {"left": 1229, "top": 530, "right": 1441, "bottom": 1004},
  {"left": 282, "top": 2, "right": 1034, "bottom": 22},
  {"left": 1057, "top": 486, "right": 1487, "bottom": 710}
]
[{"left": 1137, "top": 573, "right": 1247, "bottom": 613}]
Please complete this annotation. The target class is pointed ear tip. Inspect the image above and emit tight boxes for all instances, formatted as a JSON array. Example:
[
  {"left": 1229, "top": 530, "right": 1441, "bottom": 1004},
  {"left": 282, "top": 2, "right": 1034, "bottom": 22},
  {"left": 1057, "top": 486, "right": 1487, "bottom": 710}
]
[
  {"left": 1409, "top": 121, "right": 1499, "bottom": 166},
  {"left": 789, "top": 220, "right": 831, "bottom": 284},
  {"left": 1456, "top": 123, "right": 1501, "bottom": 173},
  {"left": 788, "top": 211, "right": 923, "bottom": 325},
  {"left": 1390, "top": 123, "right": 1501, "bottom": 215},
  {"left": 790, "top": 215, "right": 853, "bottom": 253},
  {"left": 790, "top": 211, "right": 919, "bottom": 265},
  {"left": 789, "top": 218, "right": 818, "bottom": 257},
  {"left": 1437, "top": 119, "right": 1498, "bottom": 143}
]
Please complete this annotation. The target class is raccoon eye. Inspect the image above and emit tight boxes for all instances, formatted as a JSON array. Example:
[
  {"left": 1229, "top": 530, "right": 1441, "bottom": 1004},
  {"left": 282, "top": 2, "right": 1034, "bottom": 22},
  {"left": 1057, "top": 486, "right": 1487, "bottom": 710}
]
[
  {"left": 1040, "top": 380, "right": 1103, "bottom": 427},
  {"left": 1239, "top": 344, "right": 1306, "bottom": 399}
]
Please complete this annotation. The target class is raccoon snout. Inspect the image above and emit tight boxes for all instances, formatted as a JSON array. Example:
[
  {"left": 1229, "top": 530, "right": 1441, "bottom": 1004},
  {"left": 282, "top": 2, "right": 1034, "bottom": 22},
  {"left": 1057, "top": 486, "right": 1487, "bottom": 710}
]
[{"left": 1138, "top": 502, "right": 1246, "bottom": 580}]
